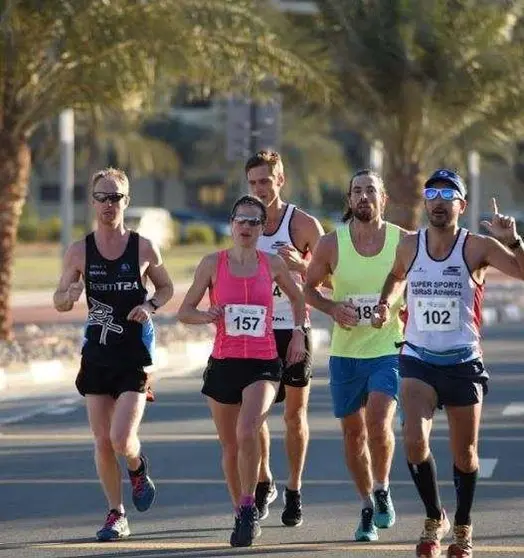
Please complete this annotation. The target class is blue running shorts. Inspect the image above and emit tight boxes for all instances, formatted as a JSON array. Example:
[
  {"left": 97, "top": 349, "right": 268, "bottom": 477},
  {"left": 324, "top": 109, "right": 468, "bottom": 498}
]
[{"left": 329, "top": 355, "right": 399, "bottom": 418}]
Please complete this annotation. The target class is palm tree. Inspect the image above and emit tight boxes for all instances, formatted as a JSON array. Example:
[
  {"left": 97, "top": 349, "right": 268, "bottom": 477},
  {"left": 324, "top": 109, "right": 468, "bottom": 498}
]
[
  {"left": 304, "top": 0, "right": 524, "bottom": 227},
  {"left": 0, "top": 0, "right": 329, "bottom": 339}
]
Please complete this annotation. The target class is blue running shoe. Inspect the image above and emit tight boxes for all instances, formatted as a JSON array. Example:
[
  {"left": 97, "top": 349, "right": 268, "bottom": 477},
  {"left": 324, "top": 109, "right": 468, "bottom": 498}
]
[
  {"left": 96, "top": 509, "right": 130, "bottom": 542},
  {"left": 374, "top": 488, "right": 396, "bottom": 528},
  {"left": 230, "top": 505, "right": 261, "bottom": 547},
  {"left": 355, "top": 507, "right": 379, "bottom": 542},
  {"left": 128, "top": 454, "right": 155, "bottom": 512}
]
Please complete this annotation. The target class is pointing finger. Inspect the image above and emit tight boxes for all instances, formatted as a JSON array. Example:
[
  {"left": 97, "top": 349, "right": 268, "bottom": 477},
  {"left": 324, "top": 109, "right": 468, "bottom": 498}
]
[{"left": 492, "top": 197, "right": 499, "bottom": 215}]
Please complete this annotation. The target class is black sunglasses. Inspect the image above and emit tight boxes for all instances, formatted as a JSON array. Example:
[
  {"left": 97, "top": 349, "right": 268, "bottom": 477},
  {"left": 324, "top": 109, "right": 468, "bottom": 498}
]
[
  {"left": 232, "top": 215, "right": 263, "bottom": 227},
  {"left": 93, "top": 192, "right": 127, "bottom": 203}
]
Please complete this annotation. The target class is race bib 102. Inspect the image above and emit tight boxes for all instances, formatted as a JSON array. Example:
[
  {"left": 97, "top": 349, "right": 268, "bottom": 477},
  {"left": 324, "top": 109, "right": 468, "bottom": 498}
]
[
  {"left": 414, "top": 297, "right": 460, "bottom": 332},
  {"left": 224, "top": 304, "right": 267, "bottom": 337}
]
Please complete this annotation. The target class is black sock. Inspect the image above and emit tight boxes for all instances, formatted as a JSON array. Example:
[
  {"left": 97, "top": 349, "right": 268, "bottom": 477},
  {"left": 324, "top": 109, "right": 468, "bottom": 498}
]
[
  {"left": 453, "top": 465, "right": 478, "bottom": 526},
  {"left": 407, "top": 454, "right": 442, "bottom": 520}
]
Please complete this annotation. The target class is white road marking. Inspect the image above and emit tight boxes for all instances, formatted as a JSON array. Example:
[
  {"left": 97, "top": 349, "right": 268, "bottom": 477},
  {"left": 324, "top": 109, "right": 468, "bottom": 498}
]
[
  {"left": 479, "top": 458, "right": 498, "bottom": 478},
  {"left": 0, "top": 396, "right": 81, "bottom": 425},
  {"left": 502, "top": 402, "right": 524, "bottom": 416}
]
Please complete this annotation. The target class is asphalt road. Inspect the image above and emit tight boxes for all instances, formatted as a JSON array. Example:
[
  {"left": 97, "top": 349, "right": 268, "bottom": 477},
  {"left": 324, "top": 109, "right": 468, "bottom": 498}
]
[{"left": 1, "top": 324, "right": 524, "bottom": 557}]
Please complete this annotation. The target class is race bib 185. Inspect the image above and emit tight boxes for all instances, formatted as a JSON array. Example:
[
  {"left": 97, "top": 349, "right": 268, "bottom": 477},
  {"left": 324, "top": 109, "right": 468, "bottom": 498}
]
[
  {"left": 346, "top": 294, "right": 380, "bottom": 326},
  {"left": 225, "top": 304, "right": 267, "bottom": 337}
]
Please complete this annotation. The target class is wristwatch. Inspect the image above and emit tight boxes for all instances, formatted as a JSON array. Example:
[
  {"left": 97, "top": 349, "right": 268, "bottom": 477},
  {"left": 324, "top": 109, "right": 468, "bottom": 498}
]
[
  {"left": 508, "top": 236, "right": 523, "bottom": 250},
  {"left": 293, "top": 325, "right": 307, "bottom": 334},
  {"left": 148, "top": 299, "right": 160, "bottom": 313}
]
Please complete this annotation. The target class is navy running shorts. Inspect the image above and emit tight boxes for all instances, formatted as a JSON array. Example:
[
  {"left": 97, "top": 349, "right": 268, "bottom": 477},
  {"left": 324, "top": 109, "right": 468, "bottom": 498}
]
[{"left": 399, "top": 355, "right": 488, "bottom": 408}]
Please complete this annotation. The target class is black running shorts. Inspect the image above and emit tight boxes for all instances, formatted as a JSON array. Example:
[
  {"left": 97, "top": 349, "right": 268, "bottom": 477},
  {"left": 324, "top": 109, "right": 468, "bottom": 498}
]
[
  {"left": 399, "top": 355, "right": 488, "bottom": 408},
  {"left": 75, "top": 356, "right": 148, "bottom": 400},
  {"left": 201, "top": 356, "right": 282, "bottom": 405},
  {"left": 273, "top": 328, "right": 313, "bottom": 403}
]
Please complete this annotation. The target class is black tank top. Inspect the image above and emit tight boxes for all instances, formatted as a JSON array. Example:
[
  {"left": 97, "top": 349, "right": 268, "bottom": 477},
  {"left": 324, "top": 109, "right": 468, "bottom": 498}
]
[{"left": 83, "top": 231, "right": 154, "bottom": 367}]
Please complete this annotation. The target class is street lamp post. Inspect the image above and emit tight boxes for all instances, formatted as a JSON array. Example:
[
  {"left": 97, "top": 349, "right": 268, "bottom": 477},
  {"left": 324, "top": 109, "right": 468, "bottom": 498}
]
[{"left": 59, "top": 109, "right": 75, "bottom": 257}]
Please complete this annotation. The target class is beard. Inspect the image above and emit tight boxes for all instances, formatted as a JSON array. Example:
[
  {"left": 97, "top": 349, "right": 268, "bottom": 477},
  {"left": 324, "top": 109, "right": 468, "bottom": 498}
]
[
  {"left": 428, "top": 209, "right": 452, "bottom": 228},
  {"left": 352, "top": 206, "right": 375, "bottom": 222}
]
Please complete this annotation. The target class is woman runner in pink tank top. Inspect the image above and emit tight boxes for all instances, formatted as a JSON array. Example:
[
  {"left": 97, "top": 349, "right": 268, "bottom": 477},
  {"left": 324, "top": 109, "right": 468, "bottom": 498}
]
[{"left": 178, "top": 195, "right": 306, "bottom": 548}]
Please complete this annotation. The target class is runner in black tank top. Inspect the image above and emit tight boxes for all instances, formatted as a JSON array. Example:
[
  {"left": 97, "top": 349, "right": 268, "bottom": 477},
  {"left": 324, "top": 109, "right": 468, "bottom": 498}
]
[
  {"left": 53, "top": 168, "right": 174, "bottom": 542},
  {"left": 83, "top": 230, "right": 154, "bottom": 367}
]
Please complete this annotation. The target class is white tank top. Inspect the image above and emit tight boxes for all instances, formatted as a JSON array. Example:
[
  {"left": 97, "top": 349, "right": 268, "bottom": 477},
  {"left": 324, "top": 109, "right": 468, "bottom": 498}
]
[
  {"left": 257, "top": 204, "right": 310, "bottom": 329},
  {"left": 404, "top": 228, "right": 484, "bottom": 356}
]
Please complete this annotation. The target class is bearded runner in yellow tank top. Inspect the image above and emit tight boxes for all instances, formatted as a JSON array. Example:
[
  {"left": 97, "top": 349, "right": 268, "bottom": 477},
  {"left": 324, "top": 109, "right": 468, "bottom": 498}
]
[
  {"left": 331, "top": 222, "right": 403, "bottom": 358},
  {"left": 305, "top": 169, "right": 409, "bottom": 543}
]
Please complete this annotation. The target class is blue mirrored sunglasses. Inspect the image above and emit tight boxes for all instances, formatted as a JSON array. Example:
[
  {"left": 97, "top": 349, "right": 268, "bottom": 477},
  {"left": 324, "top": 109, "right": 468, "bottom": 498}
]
[{"left": 423, "top": 188, "right": 463, "bottom": 201}]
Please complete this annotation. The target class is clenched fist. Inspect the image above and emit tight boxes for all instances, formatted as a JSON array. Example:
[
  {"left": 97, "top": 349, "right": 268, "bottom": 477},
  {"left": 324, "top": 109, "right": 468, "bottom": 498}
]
[
  {"left": 127, "top": 304, "right": 152, "bottom": 324},
  {"left": 67, "top": 279, "right": 84, "bottom": 304}
]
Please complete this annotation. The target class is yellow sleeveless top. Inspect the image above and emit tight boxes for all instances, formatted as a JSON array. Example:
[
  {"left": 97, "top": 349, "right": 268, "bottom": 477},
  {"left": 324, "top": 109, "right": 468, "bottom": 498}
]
[{"left": 330, "top": 222, "right": 403, "bottom": 358}]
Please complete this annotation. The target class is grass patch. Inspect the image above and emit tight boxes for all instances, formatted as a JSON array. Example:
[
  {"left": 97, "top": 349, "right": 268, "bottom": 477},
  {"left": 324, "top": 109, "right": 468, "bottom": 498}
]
[{"left": 12, "top": 242, "right": 222, "bottom": 291}]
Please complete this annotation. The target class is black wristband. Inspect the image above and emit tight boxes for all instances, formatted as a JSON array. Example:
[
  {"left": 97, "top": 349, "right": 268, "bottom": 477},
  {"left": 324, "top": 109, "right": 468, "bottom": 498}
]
[
  {"left": 148, "top": 299, "right": 160, "bottom": 313},
  {"left": 508, "top": 237, "right": 523, "bottom": 250}
]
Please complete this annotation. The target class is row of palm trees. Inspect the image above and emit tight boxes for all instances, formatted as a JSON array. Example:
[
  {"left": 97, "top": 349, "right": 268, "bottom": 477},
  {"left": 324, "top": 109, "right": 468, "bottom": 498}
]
[{"left": 1, "top": 0, "right": 523, "bottom": 339}]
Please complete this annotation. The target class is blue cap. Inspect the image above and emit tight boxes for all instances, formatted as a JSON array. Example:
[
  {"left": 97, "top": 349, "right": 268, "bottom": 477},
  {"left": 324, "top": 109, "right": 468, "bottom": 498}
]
[{"left": 424, "top": 169, "right": 467, "bottom": 199}]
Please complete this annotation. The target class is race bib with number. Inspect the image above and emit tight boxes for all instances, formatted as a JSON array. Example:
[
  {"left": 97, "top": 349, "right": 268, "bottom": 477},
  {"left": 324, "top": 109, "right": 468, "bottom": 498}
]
[
  {"left": 346, "top": 293, "right": 380, "bottom": 326},
  {"left": 272, "top": 274, "right": 303, "bottom": 329},
  {"left": 414, "top": 297, "right": 460, "bottom": 332},
  {"left": 225, "top": 304, "right": 267, "bottom": 337}
]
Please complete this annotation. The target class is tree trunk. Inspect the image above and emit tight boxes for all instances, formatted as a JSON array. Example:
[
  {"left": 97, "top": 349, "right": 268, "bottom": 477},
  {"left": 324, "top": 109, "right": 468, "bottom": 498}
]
[
  {"left": 385, "top": 162, "right": 424, "bottom": 230},
  {"left": 0, "top": 131, "right": 31, "bottom": 340}
]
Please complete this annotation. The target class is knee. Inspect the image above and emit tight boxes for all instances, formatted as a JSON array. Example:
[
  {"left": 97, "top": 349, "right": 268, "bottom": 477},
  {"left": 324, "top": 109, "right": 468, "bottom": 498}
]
[
  {"left": 236, "top": 421, "right": 258, "bottom": 447},
  {"left": 110, "top": 432, "right": 134, "bottom": 456},
  {"left": 403, "top": 430, "right": 429, "bottom": 464},
  {"left": 367, "top": 414, "right": 391, "bottom": 445},
  {"left": 454, "top": 445, "right": 478, "bottom": 472}
]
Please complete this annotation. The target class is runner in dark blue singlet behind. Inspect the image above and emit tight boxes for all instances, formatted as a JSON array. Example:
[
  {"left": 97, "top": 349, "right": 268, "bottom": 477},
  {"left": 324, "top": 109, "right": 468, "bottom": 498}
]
[{"left": 53, "top": 168, "right": 173, "bottom": 542}]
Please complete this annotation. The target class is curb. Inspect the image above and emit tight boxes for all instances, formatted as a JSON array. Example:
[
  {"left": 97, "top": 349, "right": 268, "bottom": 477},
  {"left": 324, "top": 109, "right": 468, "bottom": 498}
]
[{"left": 0, "top": 328, "right": 333, "bottom": 394}]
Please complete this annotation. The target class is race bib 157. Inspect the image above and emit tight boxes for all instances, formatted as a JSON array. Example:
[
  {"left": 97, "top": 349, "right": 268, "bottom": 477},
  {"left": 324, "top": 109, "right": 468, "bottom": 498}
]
[{"left": 225, "top": 304, "right": 267, "bottom": 337}]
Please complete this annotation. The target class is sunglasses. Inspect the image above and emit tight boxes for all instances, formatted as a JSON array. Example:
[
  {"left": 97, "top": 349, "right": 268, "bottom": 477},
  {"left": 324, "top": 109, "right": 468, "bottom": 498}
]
[
  {"left": 232, "top": 215, "right": 263, "bottom": 227},
  {"left": 92, "top": 192, "right": 127, "bottom": 203},
  {"left": 423, "top": 188, "right": 463, "bottom": 201}
]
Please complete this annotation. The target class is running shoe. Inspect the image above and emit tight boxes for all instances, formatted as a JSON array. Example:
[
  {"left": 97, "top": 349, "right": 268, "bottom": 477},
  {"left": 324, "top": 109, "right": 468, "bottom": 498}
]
[
  {"left": 96, "top": 509, "right": 130, "bottom": 542},
  {"left": 374, "top": 488, "right": 396, "bottom": 528},
  {"left": 416, "top": 510, "right": 451, "bottom": 557},
  {"left": 355, "top": 507, "right": 379, "bottom": 541},
  {"left": 447, "top": 524, "right": 473, "bottom": 557},
  {"left": 230, "top": 504, "right": 261, "bottom": 547},
  {"left": 281, "top": 487, "right": 303, "bottom": 527},
  {"left": 128, "top": 453, "right": 156, "bottom": 512},
  {"left": 255, "top": 480, "right": 278, "bottom": 520}
]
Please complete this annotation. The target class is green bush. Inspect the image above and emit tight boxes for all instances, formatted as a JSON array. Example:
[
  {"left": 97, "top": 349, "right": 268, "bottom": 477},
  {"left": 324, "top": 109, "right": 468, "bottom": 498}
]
[
  {"left": 17, "top": 201, "right": 40, "bottom": 242},
  {"left": 184, "top": 223, "right": 216, "bottom": 245},
  {"left": 38, "top": 216, "right": 62, "bottom": 242},
  {"left": 17, "top": 220, "right": 39, "bottom": 242}
]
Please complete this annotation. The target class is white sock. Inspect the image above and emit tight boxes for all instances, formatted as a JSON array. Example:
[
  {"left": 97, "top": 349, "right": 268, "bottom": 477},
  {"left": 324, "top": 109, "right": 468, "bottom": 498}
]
[{"left": 374, "top": 481, "right": 389, "bottom": 493}]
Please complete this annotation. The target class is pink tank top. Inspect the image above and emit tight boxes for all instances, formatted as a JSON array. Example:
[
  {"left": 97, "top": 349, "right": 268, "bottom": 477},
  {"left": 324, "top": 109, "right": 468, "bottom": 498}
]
[{"left": 211, "top": 250, "right": 278, "bottom": 360}]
